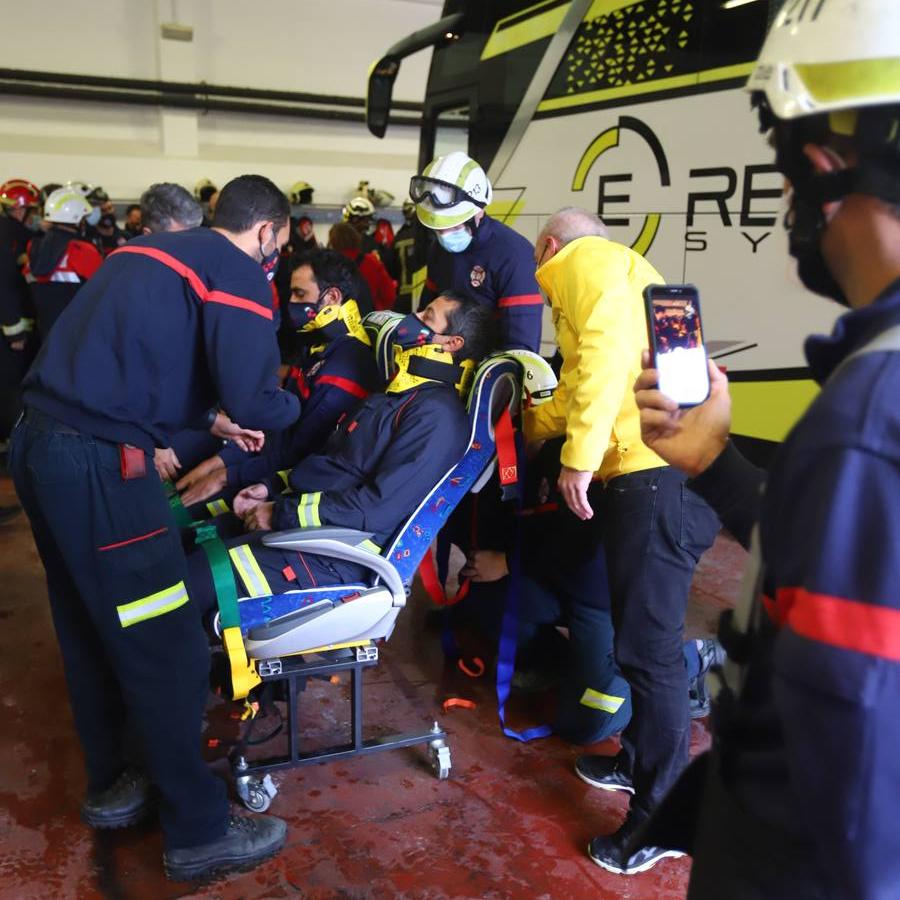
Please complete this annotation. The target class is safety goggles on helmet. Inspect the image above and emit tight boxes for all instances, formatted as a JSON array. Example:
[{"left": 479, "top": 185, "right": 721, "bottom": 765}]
[{"left": 408, "top": 176, "right": 487, "bottom": 211}]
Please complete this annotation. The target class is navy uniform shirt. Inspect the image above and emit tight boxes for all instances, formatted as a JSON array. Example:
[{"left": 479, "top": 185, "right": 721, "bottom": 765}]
[
  {"left": 23, "top": 228, "right": 299, "bottom": 451},
  {"left": 272, "top": 382, "right": 468, "bottom": 549},
  {"left": 421, "top": 215, "right": 543, "bottom": 352}
]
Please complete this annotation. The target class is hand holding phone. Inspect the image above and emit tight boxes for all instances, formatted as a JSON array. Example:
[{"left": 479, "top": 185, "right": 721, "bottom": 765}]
[{"left": 644, "top": 283, "right": 710, "bottom": 407}]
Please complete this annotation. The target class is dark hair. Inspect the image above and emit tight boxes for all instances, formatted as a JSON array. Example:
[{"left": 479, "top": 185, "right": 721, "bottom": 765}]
[
  {"left": 125, "top": 204, "right": 141, "bottom": 216},
  {"left": 212, "top": 174, "right": 290, "bottom": 233},
  {"left": 328, "top": 221, "right": 362, "bottom": 252},
  {"left": 140, "top": 183, "right": 202, "bottom": 232},
  {"left": 292, "top": 248, "right": 358, "bottom": 302},
  {"left": 439, "top": 291, "right": 498, "bottom": 363}
]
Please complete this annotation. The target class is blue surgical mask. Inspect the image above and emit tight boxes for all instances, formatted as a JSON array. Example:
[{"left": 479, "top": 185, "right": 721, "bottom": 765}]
[{"left": 436, "top": 227, "right": 472, "bottom": 254}]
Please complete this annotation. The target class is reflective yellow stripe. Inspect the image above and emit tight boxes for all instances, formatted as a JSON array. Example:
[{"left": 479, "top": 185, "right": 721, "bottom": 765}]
[
  {"left": 206, "top": 499, "right": 229, "bottom": 517},
  {"left": 579, "top": 687, "right": 625, "bottom": 714},
  {"left": 296, "top": 491, "right": 322, "bottom": 528},
  {"left": 360, "top": 539, "right": 381, "bottom": 554},
  {"left": 1, "top": 319, "right": 27, "bottom": 337},
  {"left": 228, "top": 545, "right": 272, "bottom": 597},
  {"left": 116, "top": 580, "right": 188, "bottom": 628}
]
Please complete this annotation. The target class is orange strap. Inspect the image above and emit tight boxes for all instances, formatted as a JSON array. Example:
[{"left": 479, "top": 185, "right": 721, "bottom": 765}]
[{"left": 442, "top": 698, "right": 477, "bottom": 713}]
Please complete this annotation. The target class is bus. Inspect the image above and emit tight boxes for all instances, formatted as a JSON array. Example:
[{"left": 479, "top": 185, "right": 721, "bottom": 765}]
[{"left": 367, "top": 0, "right": 836, "bottom": 463}]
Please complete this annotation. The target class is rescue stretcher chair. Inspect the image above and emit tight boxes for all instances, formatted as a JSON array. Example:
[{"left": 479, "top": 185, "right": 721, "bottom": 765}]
[{"left": 212, "top": 349, "right": 529, "bottom": 812}]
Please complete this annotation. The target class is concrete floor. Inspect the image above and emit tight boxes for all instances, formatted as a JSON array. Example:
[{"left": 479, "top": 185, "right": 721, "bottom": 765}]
[{"left": 0, "top": 467, "right": 744, "bottom": 899}]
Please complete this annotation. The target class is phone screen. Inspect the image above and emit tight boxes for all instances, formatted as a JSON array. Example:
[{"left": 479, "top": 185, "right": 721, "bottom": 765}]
[{"left": 645, "top": 285, "right": 710, "bottom": 407}]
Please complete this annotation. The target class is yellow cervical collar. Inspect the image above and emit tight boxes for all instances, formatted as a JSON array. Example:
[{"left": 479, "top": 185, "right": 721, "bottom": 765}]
[
  {"left": 387, "top": 343, "right": 475, "bottom": 397},
  {"left": 300, "top": 299, "right": 371, "bottom": 353}
]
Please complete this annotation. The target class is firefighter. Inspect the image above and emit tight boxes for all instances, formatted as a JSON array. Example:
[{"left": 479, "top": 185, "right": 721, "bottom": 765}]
[
  {"left": 630, "top": 2, "right": 900, "bottom": 893},
  {"left": 412, "top": 151, "right": 544, "bottom": 352},
  {"left": 25, "top": 187, "right": 103, "bottom": 338},
  {"left": 8, "top": 175, "right": 299, "bottom": 881},
  {"left": 393, "top": 199, "right": 428, "bottom": 314}
]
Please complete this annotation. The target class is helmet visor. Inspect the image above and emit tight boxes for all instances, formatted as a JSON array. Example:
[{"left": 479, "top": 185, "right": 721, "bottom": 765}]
[{"left": 409, "top": 176, "right": 485, "bottom": 210}]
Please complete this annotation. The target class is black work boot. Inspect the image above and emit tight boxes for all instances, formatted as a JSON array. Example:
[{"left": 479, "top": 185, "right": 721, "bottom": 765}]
[
  {"left": 164, "top": 814, "right": 287, "bottom": 881},
  {"left": 81, "top": 768, "right": 152, "bottom": 828}
]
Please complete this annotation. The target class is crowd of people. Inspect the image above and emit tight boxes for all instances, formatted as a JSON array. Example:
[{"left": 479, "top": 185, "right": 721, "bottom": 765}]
[{"left": 1, "top": 2, "right": 899, "bottom": 894}]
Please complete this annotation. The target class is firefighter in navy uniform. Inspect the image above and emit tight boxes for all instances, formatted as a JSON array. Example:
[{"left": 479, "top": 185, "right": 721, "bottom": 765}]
[
  {"left": 25, "top": 187, "right": 103, "bottom": 339},
  {"left": 183, "top": 293, "right": 495, "bottom": 607},
  {"left": 413, "top": 152, "right": 544, "bottom": 352},
  {"left": 174, "top": 249, "right": 382, "bottom": 511},
  {"left": 393, "top": 199, "right": 428, "bottom": 314},
  {"left": 630, "top": 2, "right": 900, "bottom": 894},
  {"left": 8, "top": 175, "right": 299, "bottom": 881}
]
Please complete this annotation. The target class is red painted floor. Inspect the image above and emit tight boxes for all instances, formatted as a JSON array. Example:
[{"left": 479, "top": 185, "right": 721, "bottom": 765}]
[{"left": 0, "top": 468, "right": 745, "bottom": 899}]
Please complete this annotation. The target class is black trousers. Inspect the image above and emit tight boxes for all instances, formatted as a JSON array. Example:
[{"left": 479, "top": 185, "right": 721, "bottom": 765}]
[
  {"left": 9, "top": 412, "right": 229, "bottom": 849},
  {"left": 596, "top": 466, "right": 720, "bottom": 823}
]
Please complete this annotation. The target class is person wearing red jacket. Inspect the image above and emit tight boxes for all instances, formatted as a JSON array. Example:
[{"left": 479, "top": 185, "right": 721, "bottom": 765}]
[
  {"left": 25, "top": 187, "right": 103, "bottom": 338},
  {"left": 328, "top": 221, "right": 396, "bottom": 312}
]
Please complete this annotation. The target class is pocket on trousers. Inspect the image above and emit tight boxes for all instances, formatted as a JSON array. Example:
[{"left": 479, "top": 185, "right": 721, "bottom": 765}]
[{"left": 678, "top": 484, "right": 720, "bottom": 562}]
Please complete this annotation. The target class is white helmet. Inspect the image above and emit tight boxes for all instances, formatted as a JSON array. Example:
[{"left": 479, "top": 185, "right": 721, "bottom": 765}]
[
  {"left": 746, "top": 0, "right": 900, "bottom": 121},
  {"left": 44, "top": 188, "right": 94, "bottom": 225},
  {"left": 498, "top": 350, "right": 557, "bottom": 407},
  {"left": 342, "top": 196, "right": 376, "bottom": 220},
  {"left": 411, "top": 151, "right": 492, "bottom": 230}
]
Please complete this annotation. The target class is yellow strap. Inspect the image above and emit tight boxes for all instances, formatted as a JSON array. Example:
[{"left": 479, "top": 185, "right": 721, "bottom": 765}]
[
  {"left": 223, "top": 626, "right": 261, "bottom": 700},
  {"left": 277, "top": 469, "right": 291, "bottom": 489},
  {"left": 228, "top": 545, "right": 272, "bottom": 597},
  {"left": 579, "top": 687, "right": 626, "bottom": 714},
  {"left": 116, "top": 580, "right": 189, "bottom": 628}
]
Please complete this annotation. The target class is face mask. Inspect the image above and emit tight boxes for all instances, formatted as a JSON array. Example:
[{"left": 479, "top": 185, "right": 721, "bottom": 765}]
[
  {"left": 392, "top": 313, "right": 436, "bottom": 349},
  {"left": 259, "top": 226, "right": 280, "bottom": 282},
  {"left": 287, "top": 301, "right": 319, "bottom": 331},
  {"left": 436, "top": 227, "right": 473, "bottom": 254},
  {"left": 786, "top": 193, "right": 848, "bottom": 307},
  {"left": 99, "top": 213, "right": 117, "bottom": 229},
  {"left": 86, "top": 206, "right": 102, "bottom": 227}
]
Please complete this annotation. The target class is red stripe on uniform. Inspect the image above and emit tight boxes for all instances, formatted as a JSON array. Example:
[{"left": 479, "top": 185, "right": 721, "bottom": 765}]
[
  {"left": 98, "top": 526, "right": 168, "bottom": 552},
  {"left": 777, "top": 586, "right": 900, "bottom": 662},
  {"left": 317, "top": 375, "right": 369, "bottom": 399},
  {"left": 426, "top": 278, "right": 438, "bottom": 291},
  {"left": 110, "top": 245, "right": 273, "bottom": 320},
  {"left": 497, "top": 294, "right": 543, "bottom": 308}
]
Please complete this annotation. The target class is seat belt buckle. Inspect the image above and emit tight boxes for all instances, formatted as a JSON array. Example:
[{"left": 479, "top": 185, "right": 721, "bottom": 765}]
[{"left": 119, "top": 444, "right": 147, "bottom": 480}]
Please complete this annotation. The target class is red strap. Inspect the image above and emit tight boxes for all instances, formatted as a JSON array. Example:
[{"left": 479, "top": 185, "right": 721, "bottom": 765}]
[
  {"left": 109, "top": 245, "right": 273, "bottom": 320},
  {"left": 442, "top": 698, "right": 477, "bottom": 712},
  {"left": 317, "top": 374, "right": 369, "bottom": 399},
  {"left": 495, "top": 407, "right": 518, "bottom": 487},
  {"left": 457, "top": 657, "right": 485, "bottom": 678},
  {"left": 417, "top": 548, "right": 471, "bottom": 608}
]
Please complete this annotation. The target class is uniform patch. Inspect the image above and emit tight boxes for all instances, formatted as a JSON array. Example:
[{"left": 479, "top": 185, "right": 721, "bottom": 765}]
[{"left": 470, "top": 265, "right": 486, "bottom": 288}]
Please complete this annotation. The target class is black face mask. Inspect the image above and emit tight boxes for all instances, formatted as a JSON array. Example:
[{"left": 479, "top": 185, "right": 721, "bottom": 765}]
[
  {"left": 785, "top": 195, "right": 848, "bottom": 306},
  {"left": 392, "top": 313, "right": 436, "bottom": 349},
  {"left": 99, "top": 213, "right": 117, "bottom": 229},
  {"left": 287, "top": 301, "right": 318, "bottom": 331}
]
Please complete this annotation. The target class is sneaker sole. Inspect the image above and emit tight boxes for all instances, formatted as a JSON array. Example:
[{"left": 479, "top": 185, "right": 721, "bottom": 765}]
[
  {"left": 164, "top": 837, "right": 286, "bottom": 882},
  {"left": 587, "top": 843, "right": 685, "bottom": 875},
  {"left": 574, "top": 767, "right": 635, "bottom": 795}
]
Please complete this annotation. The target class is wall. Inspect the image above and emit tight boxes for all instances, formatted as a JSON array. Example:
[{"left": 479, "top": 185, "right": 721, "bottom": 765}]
[{"left": 0, "top": 0, "right": 443, "bottom": 205}]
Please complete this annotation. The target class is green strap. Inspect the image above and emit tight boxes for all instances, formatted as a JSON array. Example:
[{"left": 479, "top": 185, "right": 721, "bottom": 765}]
[
  {"left": 164, "top": 482, "right": 242, "bottom": 629},
  {"left": 166, "top": 482, "right": 194, "bottom": 529},
  {"left": 193, "top": 522, "right": 241, "bottom": 630}
]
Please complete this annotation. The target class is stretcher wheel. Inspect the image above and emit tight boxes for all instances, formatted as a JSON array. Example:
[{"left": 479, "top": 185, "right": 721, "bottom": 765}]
[
  {"left": 244, "top": 785, "right": 272, "bottom": 813},
  {"left": 429, "top": 740, "right": 452, "bottom": 780}
]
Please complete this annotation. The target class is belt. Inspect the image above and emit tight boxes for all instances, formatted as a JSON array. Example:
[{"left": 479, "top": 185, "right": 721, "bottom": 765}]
[{"left": 23, "top": 407, "right": 81, "bottom": 435}]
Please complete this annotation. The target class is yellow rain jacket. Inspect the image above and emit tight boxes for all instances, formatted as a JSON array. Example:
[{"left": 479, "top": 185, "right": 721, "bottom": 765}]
[{"left": 524, "top": 236, "right": 666, "bottom": 481}]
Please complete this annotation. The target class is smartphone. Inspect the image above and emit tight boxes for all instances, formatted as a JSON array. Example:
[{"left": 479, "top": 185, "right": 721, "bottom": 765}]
[{"left": 644, "top": 284, "right": 710, "bottom": 407}]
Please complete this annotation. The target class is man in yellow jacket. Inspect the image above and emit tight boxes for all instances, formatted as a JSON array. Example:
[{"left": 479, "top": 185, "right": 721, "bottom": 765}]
[{"left": 527, "top": 207, "right": 719, "bottom": 876}]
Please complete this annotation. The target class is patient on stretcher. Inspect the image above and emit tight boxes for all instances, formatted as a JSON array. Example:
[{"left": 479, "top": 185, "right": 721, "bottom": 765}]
[{"left": 184, "top": 293, "right": 496, "bottom": 616}]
